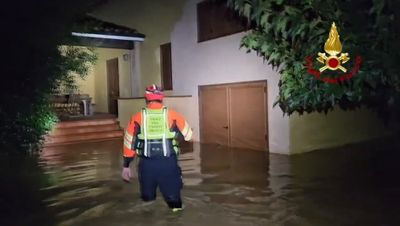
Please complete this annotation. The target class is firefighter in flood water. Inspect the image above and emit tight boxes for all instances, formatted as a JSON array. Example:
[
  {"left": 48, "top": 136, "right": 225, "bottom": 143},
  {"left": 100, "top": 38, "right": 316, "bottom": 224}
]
[{"left": 121, "top": 84, "right": 193, "bottom": 212}]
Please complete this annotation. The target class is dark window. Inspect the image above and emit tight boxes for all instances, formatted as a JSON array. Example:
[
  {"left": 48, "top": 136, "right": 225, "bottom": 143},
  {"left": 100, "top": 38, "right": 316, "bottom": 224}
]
[
  {"left": 160, "top": 42, "right": 173, "bottom": 90},
  {"left": 197, "top": 0, "right": 248, "bottom": 42}
]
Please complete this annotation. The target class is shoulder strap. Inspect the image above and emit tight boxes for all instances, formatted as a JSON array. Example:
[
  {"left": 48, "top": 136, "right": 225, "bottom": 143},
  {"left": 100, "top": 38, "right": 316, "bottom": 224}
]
[{"left": 141, "top": 108, "right": 148, "bottom": 156}]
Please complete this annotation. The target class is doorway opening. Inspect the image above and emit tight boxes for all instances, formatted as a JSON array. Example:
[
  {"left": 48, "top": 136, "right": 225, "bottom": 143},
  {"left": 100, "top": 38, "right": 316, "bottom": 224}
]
[{"left": 107, "top": 58, "right": 120, "bottom": 116}]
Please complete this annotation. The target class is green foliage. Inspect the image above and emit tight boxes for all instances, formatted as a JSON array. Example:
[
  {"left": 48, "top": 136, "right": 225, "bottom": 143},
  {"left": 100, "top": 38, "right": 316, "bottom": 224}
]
[
  {"left": 227, "top": 0, "right": 400, "bottom": 120},
  {"left": 0, "top": 0, "right": 102, "bottom": 153},
  {"left": 54, "top": 46, "right": 98, "bottom": 95}
]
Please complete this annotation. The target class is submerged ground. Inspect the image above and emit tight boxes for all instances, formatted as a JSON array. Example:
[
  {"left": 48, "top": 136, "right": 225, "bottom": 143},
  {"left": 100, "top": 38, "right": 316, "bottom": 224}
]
[{"left": 1, "top": 138, "right": 400, "bottom": 226}]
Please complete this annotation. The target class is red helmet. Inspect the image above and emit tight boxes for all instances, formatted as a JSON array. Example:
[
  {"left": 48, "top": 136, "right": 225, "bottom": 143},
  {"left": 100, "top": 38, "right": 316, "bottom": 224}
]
[{"left": 145, "top": 84, "right": 164, "bottom": 101}]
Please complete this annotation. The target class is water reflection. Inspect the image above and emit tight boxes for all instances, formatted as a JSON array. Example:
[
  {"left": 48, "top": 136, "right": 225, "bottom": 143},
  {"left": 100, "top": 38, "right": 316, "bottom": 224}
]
[{"left": 1, "top": 138, "right": 400, "bottom": 226}]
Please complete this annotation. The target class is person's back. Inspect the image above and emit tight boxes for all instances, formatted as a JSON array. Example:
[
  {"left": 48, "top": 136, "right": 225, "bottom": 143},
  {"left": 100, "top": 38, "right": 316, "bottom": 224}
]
[{"left": 121, "top": 84, "right": 192, "bottom": 211}]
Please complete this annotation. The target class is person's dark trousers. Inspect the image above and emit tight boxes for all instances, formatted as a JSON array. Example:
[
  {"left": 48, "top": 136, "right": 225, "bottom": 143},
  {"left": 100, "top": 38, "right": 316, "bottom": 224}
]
[{"left": 138, "top": 154, "right": 183, "bottom": 209}]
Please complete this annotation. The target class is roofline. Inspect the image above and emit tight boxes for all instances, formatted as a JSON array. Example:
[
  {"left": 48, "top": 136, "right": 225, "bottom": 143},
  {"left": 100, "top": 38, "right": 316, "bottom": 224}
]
[{"left": 71, "top": 32, "right": 145, "bottom": 42}]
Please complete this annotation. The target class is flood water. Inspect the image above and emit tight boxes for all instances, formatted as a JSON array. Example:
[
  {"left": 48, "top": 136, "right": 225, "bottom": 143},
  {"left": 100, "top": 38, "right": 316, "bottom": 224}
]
[{"left": 1, "top": 138, "right": 400, "bottom": 226}]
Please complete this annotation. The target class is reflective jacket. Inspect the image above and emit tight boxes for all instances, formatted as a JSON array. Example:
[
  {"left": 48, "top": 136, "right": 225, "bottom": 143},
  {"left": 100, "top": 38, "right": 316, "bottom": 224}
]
[{"left": 123, "top": 102, "right": 192, "bottom": 158}]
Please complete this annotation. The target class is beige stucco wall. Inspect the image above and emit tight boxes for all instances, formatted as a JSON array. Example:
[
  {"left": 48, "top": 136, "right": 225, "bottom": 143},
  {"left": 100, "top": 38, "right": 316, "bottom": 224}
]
[
  {"left": 93, "top": 0, "right": 186, "bottom": 96},
  {"left": 75, "top": 66, "right": 96, "bottom": 102},
  {"left": 169, "top": 0, "right": 290, "bottom": 154},
  {"left": 59, "top": 46, "right": 96, "bottom": 101},
  {"left": 118, "top": 99, "right": 145, "bottom": 128},
  {"left": 94, "top": 0, "right": 387, "bottom": 155},
  {"left": 92, "top": 48, "right": 132, "bottom": 113},
  {"left": 74, "top": 47, "right": 132, "bottom": 113},
  {"left": 289, "top": 108, "right": 388, "bottom": 154}
]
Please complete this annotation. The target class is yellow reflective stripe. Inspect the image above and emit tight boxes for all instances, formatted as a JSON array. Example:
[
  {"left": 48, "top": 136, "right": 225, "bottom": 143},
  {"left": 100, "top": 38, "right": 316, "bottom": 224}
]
[
  {"left": 124, "top": 139, "right": 132, "bottom": 148},
  {"left": 162, "top": 108, "right": 167, "bottom": 156},
  {"left": 124, "top": 136, "right": 133, "bottom": 143},
  {"left": 181, "top": 123, "right": 190, "bottom": 136},
  {"left": 124, "top": 132, "right": 133, "bottom": 142},
  {"left": 173, "top": 146, "right": 180, "bottom": 154},
  {"left": 181, "top": 122, "right": 192, "bottom": 140},
  {"left": 184, "top": 128, "right": 193, "bottom": 141}
]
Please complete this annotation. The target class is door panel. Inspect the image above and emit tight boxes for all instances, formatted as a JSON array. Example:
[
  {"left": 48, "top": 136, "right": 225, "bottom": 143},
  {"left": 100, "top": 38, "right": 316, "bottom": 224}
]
[
  {"left": 107, "top": 58, "right": 119, "bottom": 115},
  {"left": 200, "top": 86, "right": 229, "bottom": 146},
  {"left": 199, "top": 81, "right": 268, "bottom": 151},
  {"left": 229, "top": 83, "right": 267, "bottom": 150}
]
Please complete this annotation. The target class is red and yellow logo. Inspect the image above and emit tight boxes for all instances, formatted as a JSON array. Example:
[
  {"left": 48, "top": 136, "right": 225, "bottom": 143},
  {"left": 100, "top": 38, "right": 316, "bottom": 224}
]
[{"left": 306, "top": 22, "right": 361, "bottom": 84}]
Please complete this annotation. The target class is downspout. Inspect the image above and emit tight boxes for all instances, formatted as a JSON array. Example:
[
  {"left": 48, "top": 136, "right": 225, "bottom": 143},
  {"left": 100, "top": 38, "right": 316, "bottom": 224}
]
[{"left": 131, "top": 42, "right": 142, "bottom": 97}]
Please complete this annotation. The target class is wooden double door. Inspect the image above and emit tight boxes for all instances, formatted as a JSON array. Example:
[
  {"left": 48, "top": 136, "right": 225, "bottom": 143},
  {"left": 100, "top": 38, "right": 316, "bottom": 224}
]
[{"left": 199, "top": 81, "right": 268, "bottom": 151}]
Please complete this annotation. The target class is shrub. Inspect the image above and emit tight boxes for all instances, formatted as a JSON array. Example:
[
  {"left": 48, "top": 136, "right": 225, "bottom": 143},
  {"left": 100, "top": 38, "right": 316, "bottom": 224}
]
[
  {"left": 227, "top": 0, "right": 400, "bottom": 123},
  {"left": 0, "top": 0, "right": 101, "bottom": 153}
]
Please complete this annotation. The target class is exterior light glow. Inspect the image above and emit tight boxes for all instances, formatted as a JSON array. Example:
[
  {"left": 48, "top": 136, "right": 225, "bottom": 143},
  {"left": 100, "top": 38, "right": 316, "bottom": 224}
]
[{"left": 71, "top": 32, "right": 145, "bottom": 42}]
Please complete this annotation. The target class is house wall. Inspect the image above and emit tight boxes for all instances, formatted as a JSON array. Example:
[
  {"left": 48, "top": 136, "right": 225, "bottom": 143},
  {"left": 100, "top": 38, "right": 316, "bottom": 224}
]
[
  {"left": 93, "top": 0, "right": 186, "bottom": 96},
  {"left": 60, "top": 46, "right": 96, "bottom": 100},
  {"left": 289, "top": 108, "right": 388, "bottom": 154},
  {"left": 74, "top": 47, "right": 132, "bottom": 113},
  {"left": 92, "top": 48, "right": 132, "bottom": 113},
  {"left": 169, "top": 0, "right": 290, "bottom": 154},
  {"left": 94, "top": 0, "right": 386, "bottom": 155},
  {"left": 76, "top": 68, "right": 95, "bottom": 101}
]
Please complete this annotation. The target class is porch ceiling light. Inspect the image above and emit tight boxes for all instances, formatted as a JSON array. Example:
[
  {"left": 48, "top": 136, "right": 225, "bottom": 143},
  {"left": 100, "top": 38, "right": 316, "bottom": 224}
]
[{"left": 71, "top": 32, "right": 145, "bottom": 42}]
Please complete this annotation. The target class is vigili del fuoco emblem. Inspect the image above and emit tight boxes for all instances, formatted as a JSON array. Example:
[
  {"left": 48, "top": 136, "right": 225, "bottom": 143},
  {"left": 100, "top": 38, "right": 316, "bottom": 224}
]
[{"left": 306, "top": 22, "right": 361, "bottom": 84}]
